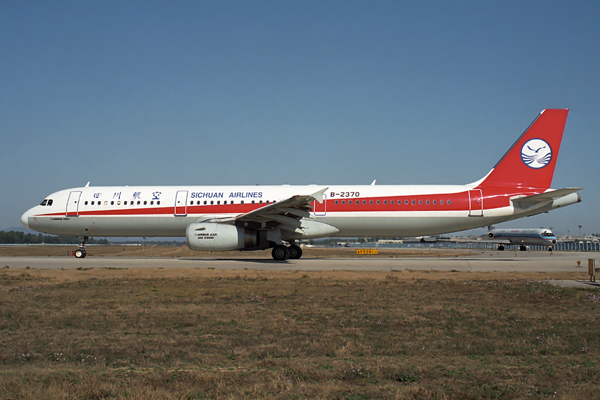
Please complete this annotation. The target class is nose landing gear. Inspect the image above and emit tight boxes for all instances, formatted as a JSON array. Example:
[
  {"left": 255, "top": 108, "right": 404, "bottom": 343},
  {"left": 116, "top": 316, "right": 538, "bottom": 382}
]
[{"left": 73, "top": 236, "right": 89, "bottom": 258}]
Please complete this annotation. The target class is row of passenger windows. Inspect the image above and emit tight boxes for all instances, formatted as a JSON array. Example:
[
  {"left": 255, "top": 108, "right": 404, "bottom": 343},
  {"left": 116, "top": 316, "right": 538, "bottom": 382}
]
[
  {"left": 78, "top": 199, "right": 453, "bottom": 207},
  {"left": 84, "top": 200, "right": 161, "bottom": 206},
  {"left": 334, "top": 199, "right": 452, "bottom": 206},
  {"left": 189, "top": 200, "right": 275, "bottom": 205}
]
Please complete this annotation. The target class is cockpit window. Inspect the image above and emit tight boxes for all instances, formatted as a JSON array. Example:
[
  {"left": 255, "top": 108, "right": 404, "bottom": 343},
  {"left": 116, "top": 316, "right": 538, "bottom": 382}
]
[
  {"left": 542, "top": 231, "right": 553, "bottom": 237},
  {"left": 47, "top": 199, "right": 53, "bottom": 206},
  {"left": 40, "top": 199, "right": 48, "bottom": 206}
]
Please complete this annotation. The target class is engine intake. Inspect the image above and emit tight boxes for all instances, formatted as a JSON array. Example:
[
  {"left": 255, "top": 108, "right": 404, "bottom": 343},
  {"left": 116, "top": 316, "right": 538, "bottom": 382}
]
[{"left": 186, "top": 223, "right": 258, "bottom": 251}]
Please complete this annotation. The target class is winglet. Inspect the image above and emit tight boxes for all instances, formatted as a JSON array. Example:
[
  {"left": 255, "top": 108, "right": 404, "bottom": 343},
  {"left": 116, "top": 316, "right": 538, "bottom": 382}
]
[{"left": 311, "top": 187, "right": 328, "bottom": 204}]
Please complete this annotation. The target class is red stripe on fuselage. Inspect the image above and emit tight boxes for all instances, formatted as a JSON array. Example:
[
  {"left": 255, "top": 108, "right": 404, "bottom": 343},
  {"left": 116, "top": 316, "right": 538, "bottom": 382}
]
[{"left": 33, "top": 188, "right": 544, "bottom": 218}]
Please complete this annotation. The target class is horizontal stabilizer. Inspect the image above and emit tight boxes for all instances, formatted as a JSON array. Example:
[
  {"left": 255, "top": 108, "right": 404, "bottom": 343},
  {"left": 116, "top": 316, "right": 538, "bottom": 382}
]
[{"left": 511, "top": 188, "right": 582, "bottom": 206}]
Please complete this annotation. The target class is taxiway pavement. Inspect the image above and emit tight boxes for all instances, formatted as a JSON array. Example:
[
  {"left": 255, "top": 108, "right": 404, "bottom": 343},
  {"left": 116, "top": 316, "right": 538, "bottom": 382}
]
[{"left": 1, "top": 251, "right": 597, "bottom": 274}]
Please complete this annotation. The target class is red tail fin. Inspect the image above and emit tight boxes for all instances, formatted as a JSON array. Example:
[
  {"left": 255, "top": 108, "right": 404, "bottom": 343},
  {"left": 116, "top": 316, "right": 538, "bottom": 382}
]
[{"left": 478, "top": 109, "right": 569, "bottom": 190}]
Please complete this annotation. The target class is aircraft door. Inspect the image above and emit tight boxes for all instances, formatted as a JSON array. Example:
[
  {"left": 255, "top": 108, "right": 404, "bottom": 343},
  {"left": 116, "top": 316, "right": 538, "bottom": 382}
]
[
  {"left": 66, "top": 191, "right": 82, "bottom": 216},
  {"left": 312, "top": 194, "right": 327, "bottom": 216},
  {"left": 468, "top": 189, "right": 483, "bottom": 217},
  {"left": 175, "top": 190, "right": 188, "bottom": 216}
]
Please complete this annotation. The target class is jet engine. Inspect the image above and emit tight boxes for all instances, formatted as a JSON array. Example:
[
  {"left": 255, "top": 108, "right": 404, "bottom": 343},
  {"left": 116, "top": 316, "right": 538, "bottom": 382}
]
[
  {"left": 488, "top": 232, "right": 495, "bottom": 239},
  {"left": 186, "top": 223, "right": 258, "bottom": 251}
]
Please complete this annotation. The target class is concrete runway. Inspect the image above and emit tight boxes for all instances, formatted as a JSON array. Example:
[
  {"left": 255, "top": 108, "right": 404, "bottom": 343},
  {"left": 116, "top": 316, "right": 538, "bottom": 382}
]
[{"left": 1, "top": 251, "right": 598, "bottom": 273}]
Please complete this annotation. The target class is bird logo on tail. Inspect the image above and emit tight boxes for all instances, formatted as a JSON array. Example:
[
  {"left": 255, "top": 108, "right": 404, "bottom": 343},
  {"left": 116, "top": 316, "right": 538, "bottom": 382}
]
[{"left": 520, "top": 138, "right": 552, "bottom": 169}]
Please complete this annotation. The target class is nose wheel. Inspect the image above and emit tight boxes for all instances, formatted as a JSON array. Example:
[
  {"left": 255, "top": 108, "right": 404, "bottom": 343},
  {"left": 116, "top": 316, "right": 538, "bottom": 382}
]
[
  {"left": 74, "top": 248, "right": 87, "bottom": 258},
  {"left": 74, "top": 236, "right": 89, "bottom": 258}
]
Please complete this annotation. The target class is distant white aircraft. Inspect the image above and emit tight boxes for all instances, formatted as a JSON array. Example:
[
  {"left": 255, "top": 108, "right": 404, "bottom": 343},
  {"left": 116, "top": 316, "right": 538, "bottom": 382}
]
[
  {"left": 487, "top": 228, "right": 557, "bottom": 251},
  {"left": 21, "top": 109, "right": 581, "bottom": 260}
]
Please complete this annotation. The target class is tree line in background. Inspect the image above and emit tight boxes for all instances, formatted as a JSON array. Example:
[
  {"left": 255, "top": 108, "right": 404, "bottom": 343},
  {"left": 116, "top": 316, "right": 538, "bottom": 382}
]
[{"left": 0, "top": 231, "right": 108, "bottom": 245}]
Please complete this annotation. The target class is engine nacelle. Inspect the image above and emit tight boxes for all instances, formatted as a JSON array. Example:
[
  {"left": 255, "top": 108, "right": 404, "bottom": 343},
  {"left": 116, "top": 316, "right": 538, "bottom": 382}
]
[
  {"left": 488, "top": 232, "right": 495, "bottom": 239},
  {"left": 186, "top": 223, "right": 258, "bottom": 251}
]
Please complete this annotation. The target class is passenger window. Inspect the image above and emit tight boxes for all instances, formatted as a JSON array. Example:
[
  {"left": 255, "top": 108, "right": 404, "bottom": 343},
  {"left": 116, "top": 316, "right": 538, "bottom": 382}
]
[
  {"left": 144, "top": 201, "right": 147, "bottom": 205},
  {"left": 377, "top": 200, "right": 380, "bottom": 205},
  {"left": 384, "top": 200, "right": 387, "bottom": 205},
  {"left": 157, "top": 201, "right": 160, "bottom": 205},
  {"left": 426, "top": 200, "right": 429, "bottom": 205},
  {"left": 111, "top": 201, "right": 115, "bottom": 205},
  {"left": 204, "top": 201, "right": 207, "bottom": 205},
  {"left": 85, "top": 201, "right": 88, "bottom": 205},
  {"left": 405, "top": 200, "right": 409, "bottom": 205},
  {"left": 419, "top": 200, "right": 423, "bottom": 205}
]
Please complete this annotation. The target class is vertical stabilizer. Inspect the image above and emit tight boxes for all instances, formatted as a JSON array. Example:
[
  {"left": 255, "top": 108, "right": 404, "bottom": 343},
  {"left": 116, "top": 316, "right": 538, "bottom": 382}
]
[{"left": 478, "top": 109, "right": 568, "bottom": 190}]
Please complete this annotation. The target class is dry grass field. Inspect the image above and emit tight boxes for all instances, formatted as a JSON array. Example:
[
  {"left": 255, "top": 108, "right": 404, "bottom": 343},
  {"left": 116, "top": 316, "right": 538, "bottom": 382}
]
[{"left": 0, "top": 248, "right": 599, "bottom": 399}]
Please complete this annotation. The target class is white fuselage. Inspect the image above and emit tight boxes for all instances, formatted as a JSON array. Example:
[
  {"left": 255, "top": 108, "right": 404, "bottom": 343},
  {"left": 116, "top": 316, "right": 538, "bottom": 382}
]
[{"left": 21, "top": 184, "right": 578, "bottom": 239}]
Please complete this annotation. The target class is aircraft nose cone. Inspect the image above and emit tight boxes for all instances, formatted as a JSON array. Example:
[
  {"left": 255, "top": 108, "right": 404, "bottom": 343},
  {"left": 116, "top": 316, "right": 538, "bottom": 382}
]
[{"left": 21, "top": 210, "right": 30, "bottom": 229}]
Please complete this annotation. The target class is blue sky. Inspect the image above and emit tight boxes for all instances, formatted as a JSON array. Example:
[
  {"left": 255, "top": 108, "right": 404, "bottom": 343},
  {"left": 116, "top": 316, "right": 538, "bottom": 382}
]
[{"left": 1, "top": 1, "right": 598, "bottom": 236}]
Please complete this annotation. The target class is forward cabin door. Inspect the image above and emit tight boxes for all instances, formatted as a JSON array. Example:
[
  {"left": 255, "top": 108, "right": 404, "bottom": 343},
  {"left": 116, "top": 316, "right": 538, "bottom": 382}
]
[
  {"left": 175, "top": 190, "right": 188, "bottom": 216},
  {"left": 66, "top": 191, "right": 82, "bottom": 216},
  {"left": 468, "top": 189, "right": 483, "bottom": 217}
]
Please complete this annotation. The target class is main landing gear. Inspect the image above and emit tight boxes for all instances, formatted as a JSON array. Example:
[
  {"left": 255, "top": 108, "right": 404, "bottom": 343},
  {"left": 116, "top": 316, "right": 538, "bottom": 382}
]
[
  {"left": 73, "top": 236, "right": 89, "bottom": 258},
  {"left": 497, "top": 244, "right": 529, "bottom": 252},
  {"left": 271, "top": 243, "right": 303, "bottom": 261}
]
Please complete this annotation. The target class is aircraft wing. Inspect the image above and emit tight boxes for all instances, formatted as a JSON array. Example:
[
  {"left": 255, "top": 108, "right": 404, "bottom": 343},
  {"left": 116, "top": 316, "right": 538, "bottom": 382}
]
[
  {"left": 202, "top": 187, "right": 329, "bottom": 232},
  {"left": 511, "top": 188, "right": 582, "bottom": 207},
  {"left": 237, "top": 187, "right": 328, "bottom": 224}
]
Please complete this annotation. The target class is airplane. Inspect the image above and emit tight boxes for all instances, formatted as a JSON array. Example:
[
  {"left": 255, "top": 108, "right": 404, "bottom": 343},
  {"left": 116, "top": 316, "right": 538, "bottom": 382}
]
[
  {"left": 21, "top": 109, "right": 582, "bottom": 260},
  {"left": 486, "top": 228, "right": 557, "bottom": 251}
]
